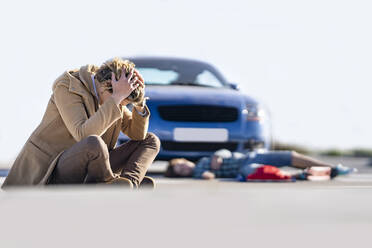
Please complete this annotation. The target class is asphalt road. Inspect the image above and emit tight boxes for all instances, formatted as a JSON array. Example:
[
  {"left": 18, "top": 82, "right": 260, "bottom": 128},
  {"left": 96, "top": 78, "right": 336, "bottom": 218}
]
[{"left": 1, "top": 156, "right": 372, "bottom": 248}]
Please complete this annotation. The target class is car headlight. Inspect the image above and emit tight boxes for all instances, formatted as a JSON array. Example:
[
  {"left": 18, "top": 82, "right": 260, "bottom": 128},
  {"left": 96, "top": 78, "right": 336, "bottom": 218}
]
[{"left": 242, "top": 104, "right": 266, "bottom": 121}]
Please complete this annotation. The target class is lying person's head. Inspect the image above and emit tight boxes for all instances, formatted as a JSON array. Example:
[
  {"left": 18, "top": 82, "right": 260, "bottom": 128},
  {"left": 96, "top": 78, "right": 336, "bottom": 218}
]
[
  {"left": 165, "top": 151, "right": 229, "bottom": 177},
  {"left": 95, "top": 57, "right": 145, "bottom": 104},
  {"left": 165, "top": 158, "right": 196, "bottom": 177}
]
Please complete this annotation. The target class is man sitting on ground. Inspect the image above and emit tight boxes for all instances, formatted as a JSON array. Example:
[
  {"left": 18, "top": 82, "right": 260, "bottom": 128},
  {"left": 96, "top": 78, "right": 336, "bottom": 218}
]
[{"left": 2, "top": 58, "right": 160, "bottom": 189}]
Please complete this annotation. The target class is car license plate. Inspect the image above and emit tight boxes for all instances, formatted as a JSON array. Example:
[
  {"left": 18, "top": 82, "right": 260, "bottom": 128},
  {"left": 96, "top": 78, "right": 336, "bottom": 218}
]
[{"left": 173, "top": 128, "right": 228, "bottom": 142}]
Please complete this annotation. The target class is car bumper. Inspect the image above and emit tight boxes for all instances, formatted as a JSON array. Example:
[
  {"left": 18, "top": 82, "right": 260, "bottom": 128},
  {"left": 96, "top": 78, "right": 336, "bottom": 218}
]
[{"left": 118, "top": 134, "right": 268, "bottom": 161}]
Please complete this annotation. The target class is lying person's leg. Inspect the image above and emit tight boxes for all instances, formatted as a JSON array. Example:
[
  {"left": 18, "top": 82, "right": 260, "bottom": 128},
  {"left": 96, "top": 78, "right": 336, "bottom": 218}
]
[
  {"left": 251, "top": 151, "right": 333, "bottom": 169},
  {"left": 291, "top": 151, "right": 333, "bottom": 169},
  {"left": 49, "top": 135, "right": 118, "bottom": 184},
  {"left": 250, "top": 151, "right": 355, "bottom": 178},
  {"left": 109, "top": 132, "right": 160, "bottom": 187},
  {"left": 292, "top": 152, "right": 357, "bottom": 176}
]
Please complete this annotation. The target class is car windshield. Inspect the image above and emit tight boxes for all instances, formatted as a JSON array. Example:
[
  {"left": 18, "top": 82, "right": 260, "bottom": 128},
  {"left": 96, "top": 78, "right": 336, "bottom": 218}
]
[{"left": 134, "top": 61, "right": 227, "bottom": 88}]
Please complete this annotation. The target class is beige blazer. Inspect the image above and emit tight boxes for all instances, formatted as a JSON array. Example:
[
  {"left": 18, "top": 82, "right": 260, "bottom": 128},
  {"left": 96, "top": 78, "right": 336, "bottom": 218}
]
[{"left": 2, "top": 65, "right": 149, "bottom": 188}]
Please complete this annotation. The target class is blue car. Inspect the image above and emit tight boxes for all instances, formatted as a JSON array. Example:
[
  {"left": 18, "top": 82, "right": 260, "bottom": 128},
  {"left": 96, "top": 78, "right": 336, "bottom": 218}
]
[{"left": 119, "top": 57, "right": 272, "bottom": 160}]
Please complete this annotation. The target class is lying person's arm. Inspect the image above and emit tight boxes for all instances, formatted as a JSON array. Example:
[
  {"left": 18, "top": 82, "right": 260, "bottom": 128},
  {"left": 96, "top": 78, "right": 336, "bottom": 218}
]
[
  {"left": 202, "top": 171, "right": 215, "bottom": 180},
  {"left": 193, "top": 157, "right": 213, "bottom": 179}
]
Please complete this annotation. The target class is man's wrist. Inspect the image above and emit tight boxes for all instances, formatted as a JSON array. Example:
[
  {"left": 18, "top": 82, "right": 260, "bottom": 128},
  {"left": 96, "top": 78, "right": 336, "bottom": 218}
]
[
  {"left": 111, "top": 94, "right": 124, "bottom": 105},
  {"left": 133, "top": 97, "right": 148, "bottom": 108},
  {"left": 134, "top": 105, "right": 145, "bottom": 113}
]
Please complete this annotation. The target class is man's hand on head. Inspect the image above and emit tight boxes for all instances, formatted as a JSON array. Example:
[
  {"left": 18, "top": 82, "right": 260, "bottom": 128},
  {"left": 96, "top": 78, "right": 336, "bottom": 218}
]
[
  {"left": 134, "top": 69, "right": 145, "bottom": 88},
  {"left": 132, "top": 69, "right": 147, "bottom": 112},
  {"left": 111, "top": 69, "right": 140, "bottom": 105}
]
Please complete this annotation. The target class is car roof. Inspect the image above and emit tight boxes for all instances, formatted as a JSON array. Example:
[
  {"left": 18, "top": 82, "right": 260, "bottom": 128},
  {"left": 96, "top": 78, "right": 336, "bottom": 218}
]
[
  {"left": 126, "top": 56, "right": 228, "bottom": 84},
  {"left": 128, "top": 56, "right": 212, "bottom": 66}
]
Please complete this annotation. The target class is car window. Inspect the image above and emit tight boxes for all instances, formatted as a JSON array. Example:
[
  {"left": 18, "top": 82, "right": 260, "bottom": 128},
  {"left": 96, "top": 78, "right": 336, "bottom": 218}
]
[
  {"left": 137, "top": 67, "right": 225, "bottom": 88},
  {"left": 195, "top": 70, "right": 223, "bottom": 88},
  {"left": 137, "top": 68, "right": 178, "bottom": 85}
]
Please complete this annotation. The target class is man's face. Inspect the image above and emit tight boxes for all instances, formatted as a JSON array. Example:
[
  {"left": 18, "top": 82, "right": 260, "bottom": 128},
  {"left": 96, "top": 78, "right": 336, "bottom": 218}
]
[{"left": 173, "top": 160, "right": 195, "bottom": 177}]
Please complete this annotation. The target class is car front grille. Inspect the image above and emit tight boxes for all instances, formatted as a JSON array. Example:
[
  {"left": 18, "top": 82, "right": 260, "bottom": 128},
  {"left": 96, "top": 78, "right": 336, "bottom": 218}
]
[
  {"left": 157, "top": 105, "right": 238, "bottom": 122},
  {"left": 161, "top": 141, "right": 238, "bottom": 151}
]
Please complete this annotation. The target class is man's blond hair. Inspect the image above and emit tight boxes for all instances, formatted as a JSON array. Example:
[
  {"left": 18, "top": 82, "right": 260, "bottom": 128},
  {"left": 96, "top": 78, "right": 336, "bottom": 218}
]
[{"left": 95, "top": 57, "right": 144, "bottom": 104}]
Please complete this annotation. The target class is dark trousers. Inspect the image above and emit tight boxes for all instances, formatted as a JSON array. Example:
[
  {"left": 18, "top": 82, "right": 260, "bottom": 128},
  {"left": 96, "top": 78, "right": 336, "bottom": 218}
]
[{"left": 49, "top": 133, "right": 160, "bottom": 187}]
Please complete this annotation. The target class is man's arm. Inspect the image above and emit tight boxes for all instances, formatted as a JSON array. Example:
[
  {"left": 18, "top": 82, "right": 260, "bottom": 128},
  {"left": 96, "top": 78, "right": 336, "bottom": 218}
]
[
  {"left": 54, "top": 84, "right": 122, "bottom": 142},
  {"left": 120, "top": 104, "right": 150, "bottom": 140},
  {"left": 120, "top": 68, "right": 150, "bottom": 140}
]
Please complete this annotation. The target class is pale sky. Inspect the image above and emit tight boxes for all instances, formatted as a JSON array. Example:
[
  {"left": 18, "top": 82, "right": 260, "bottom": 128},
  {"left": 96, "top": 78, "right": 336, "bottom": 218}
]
[{"left": 0, "top": 0, "right": 371, "bottom": 163}]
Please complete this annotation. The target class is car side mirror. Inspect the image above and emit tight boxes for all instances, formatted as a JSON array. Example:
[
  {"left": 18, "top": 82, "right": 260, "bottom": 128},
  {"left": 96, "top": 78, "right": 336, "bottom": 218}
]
[{"left": 228, "top": 82, "right": 240, "bottom": 90}]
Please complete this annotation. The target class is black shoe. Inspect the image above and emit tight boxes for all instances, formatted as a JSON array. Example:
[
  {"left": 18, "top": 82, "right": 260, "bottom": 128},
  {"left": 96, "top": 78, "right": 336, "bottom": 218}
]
[{"left": 293, "top": 171, "right": 309, "bottom": 181}]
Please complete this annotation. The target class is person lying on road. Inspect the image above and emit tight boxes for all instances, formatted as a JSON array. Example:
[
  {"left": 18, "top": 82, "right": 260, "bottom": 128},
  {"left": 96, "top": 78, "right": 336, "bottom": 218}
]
[{"left": 165, "top": 149, "right": 356, "bottom": 180}]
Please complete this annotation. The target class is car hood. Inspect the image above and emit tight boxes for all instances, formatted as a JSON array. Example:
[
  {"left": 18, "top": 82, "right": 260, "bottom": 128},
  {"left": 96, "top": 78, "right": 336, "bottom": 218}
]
[{"left": 145, "top": 85, "right": 258, "bottom": 106}]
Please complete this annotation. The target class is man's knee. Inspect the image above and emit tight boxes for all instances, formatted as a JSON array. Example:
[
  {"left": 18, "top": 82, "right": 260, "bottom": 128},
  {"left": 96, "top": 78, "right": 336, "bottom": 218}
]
[
  {"left": 144, "top": 132, "right": 161, "bottom": 152},
  {"left": 85, "top": 135, "right": 107, "bottom": 155}
]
